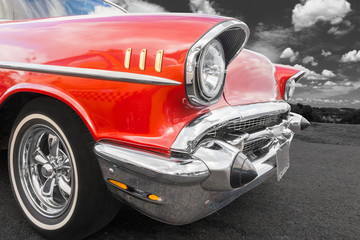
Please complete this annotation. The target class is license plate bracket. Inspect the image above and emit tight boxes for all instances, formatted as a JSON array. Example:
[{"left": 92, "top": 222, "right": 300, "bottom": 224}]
[{"left": 276, "top": 142, "right": 290, "bottom": 181}]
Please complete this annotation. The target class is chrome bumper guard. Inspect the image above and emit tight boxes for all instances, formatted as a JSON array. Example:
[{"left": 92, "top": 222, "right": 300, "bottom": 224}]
[{"left": 94, "top": 102, "right": 309, "bottom": 225}]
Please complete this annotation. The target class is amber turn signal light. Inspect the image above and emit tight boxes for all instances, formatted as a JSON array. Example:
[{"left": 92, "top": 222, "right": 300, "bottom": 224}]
[
  {"left": 148, "top": 194, "right": 160, "bottom": 201},
  {"left": 109, "top": 179, "right": 128, "bottom": 190}
]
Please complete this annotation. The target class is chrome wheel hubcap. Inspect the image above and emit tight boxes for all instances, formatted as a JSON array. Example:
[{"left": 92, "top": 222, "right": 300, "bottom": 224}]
[
  {"left": 19, "top": 124, "right": 74, "bottom": 218},
  {"left": 41, "top": 164, "right": 54, "bottom": 178}
]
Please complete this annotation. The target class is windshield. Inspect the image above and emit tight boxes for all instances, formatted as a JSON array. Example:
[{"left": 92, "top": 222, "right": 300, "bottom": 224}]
[{"left": 13, "top": 0, "right": 126, "bottom": 20}]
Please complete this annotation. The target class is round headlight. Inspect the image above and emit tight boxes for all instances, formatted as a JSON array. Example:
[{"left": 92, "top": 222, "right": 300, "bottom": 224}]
[
  {"left": 198, "top": 39, "right": 226, "bottom": 99},
  {"left": 284, "top": 78, "right": 296, "bottom": 101}
]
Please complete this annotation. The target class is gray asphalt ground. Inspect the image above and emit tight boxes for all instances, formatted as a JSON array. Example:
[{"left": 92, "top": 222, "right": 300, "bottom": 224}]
[{"left": 0, "top": 123, "right": 359, "bottom": 240}]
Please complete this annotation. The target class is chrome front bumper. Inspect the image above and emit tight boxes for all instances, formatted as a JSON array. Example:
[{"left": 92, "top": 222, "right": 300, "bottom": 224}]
[{"left": 94, "top": 102, "right": 309, "bottom": 225}]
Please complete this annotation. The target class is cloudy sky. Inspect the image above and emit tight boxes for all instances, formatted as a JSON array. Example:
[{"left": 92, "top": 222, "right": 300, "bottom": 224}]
[{"left": 113, "top": 0, "right": 360, "bottom": 109}]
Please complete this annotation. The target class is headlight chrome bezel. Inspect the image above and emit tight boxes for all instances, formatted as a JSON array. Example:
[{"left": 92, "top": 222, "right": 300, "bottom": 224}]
[
  {"left": 197, "top": 39, "right": 226, "bottom": 101},
  {"left": 185, "top": 20, "right": 250, "bottom": 106}
]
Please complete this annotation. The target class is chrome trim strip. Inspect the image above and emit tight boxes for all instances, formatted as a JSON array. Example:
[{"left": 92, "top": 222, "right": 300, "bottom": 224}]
[
  {"left": 0, "top": 61, "right": 181, "bottom": 86},
  {"left": 103, "top": 0, "right": 128, "bottom": 13},
  {"left": 292, "top": 70, "right": 306, "bottom": 82},
  {"left": 171, "top": 102, "right": 290, "bottom": 153},
  {"left": 185, "top": 20, "right": 250, "bottom": 106}
]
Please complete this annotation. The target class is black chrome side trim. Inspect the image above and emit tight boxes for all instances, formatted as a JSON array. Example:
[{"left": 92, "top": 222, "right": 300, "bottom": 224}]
[{"left": 0, "top": 61, "right": 181, "bottom": 86}]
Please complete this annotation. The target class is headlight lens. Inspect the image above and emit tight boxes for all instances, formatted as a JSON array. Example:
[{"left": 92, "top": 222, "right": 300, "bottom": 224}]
[
  {"left": 199, "top": 39, "right": 226, "bottom": 99},
  {"left": 284, "top": 78, "right": 296, "bottom": 101}
]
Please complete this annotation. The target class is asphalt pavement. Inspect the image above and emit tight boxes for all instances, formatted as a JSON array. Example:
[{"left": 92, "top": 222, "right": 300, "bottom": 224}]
[{"left": 0, "top": 135, "right": 359, "bottom": 240}]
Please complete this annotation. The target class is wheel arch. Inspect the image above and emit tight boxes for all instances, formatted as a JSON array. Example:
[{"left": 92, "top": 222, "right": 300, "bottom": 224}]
[{"left": 0, "top": 83, "right": 97, "bottom": 150}]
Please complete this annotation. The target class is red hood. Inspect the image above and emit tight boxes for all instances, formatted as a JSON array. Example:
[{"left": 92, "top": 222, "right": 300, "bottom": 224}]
[{"left": 223, "top": 49, "right": 278, "bottom": 106}]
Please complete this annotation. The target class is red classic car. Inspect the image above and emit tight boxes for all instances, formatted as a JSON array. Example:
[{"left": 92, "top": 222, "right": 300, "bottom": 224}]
[{"left": 0, "top": 0, "right": 309, "bottom": 239}]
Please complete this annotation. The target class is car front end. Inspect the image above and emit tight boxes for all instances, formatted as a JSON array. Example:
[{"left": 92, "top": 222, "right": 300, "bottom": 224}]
[
  {"left": 95, "top": 102, "right": 309, "bottom": 225},
  {"left": 90, "top": 18, "right": 310, "bottom": 225}
]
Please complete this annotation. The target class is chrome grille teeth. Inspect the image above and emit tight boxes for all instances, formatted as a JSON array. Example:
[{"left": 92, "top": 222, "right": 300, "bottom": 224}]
[
  {"left": 228, "top": 115, "right": 279, "bottom": 132},
  {"left": 204, "top": 114, "right": 288, "bottom": 156},
  {"left": 207, "top": 114, "right": 284, "bottom": 138},
  {"left": 243, "top": 139, "right": 271, "bottom": 153}
]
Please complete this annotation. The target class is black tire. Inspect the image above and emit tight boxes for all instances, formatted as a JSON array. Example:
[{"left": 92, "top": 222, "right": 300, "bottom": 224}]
[{"left": 8, "top": 97, "right": 120, "bottom": 239}]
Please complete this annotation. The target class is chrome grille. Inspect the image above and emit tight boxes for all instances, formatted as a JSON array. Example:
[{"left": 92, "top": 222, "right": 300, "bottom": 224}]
[
  {"left": 206, "top": 113, "right": 286, "bottom": 138},
  {"left": 243, "top": 139, "right": 271, "bottom": 153},
  {"left": 228, "top": 115, "right": 279, "bottom": 132}
]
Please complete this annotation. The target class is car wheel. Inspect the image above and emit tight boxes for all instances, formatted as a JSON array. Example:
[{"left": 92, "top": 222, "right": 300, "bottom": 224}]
[{"left": 8, "top": 97, "right": 120, "bottom": 239}]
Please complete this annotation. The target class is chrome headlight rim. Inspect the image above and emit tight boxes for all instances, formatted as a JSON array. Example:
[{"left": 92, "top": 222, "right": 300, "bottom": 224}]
[
  {"left": 197, "top": 39, "right": 226, "bottom": 101},
  {"left": 184, "top": 20, "right": 250, "bottom": 107}
]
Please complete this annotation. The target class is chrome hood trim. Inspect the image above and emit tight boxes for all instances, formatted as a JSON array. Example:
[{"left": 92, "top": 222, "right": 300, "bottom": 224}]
[
  {"left": 171, "top": 101, "right": 290, "bottom": 153},
  {"left": 0, "top": 61, "right": 181, "bottom": 86}
]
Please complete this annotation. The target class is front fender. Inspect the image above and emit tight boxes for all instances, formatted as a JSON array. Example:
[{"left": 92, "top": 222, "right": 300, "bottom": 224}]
[{"left": 0, "top": 83, "right": 97, "bottom": 140}]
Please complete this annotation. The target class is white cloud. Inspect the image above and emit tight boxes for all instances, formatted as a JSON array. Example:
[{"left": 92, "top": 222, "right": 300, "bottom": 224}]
[
  {"left": 280, "top": 47, "right": 299, "bottom": 62},
  {"left": 302, "top": 55, "right": 318, "bottom": 66},
  {"left": 189, "top": 0, "right": 218, "bottom": 15},
  {"left": 280, "top": 47, "right": 295, "bottom": 58},
  {"left": 292, "top": 0, "right": 351, "bottom": 31},
  {"left": 294, "top": 64, "right": 337, "bottom": 81},
  {"left": 296, "top": 82, "right": 307, "bottom": 88},
  {"left": 248, "top": 26, "right": 293, "bottom": 62},
  {"left": 324, "top": 80, "right": 336, "bottom": 86},
  {"left": 321, "top": 50, "right": 332, "bottom": 57},
  {"left": 322, "top": 69, "right": 336, "bottom": 78},
  {"left": 120, "top": 0, "right": 166, "bottom": 13},
  {"left": 292, "top": 81, "right": 360, "bottom": 107},
  {"left": 330, "top": 17, "right": 343, "bottom": 25},
  {"left": 328, "top": 25, "right": 353, "bottom": 36},
  {"left": 249, "top": 43, "right": 280, "bottom": 62},
  {"left": 340, "top": 50, "right": 360, "bottom": 62},
  {"left": 294, "top": 64, "right": 324, "bottom": 80}
]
